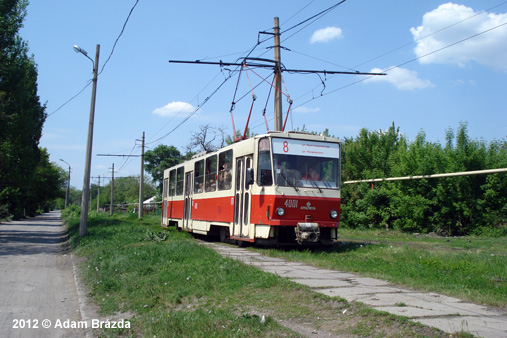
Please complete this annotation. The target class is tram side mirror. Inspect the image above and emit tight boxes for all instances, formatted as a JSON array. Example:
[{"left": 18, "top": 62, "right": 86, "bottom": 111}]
[{"left": 246, "top": 168, "right": 254, "bottom": 187}]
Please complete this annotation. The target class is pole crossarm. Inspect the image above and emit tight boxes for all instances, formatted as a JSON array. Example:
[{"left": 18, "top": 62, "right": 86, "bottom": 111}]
[
  {"left": 343, "top": 168, "right": 507, "bottom": 185},
  {"left": 168, "top": 60, "right": 386, "bottom": 76},
  {"left": 168, "top": 59, "right": 274, "bottom": 69},
  {"left": 284, "top": 68, "right": 386, "bottom": 76}
]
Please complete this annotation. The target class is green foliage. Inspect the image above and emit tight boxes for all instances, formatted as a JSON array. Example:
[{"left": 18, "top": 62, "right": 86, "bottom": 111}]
[
  {"left": 91, "top": 176, "right": 157, "bottom": 209},
  {"left": 0, "top": 0, "right": 55, "bottom": 219},
  {"left": 61, "top": 204, "right": 81, "bottom": 219},
  {"left": 342, "top": 122, "right": 507, "bottom": 236},
  {"left": 144, "top": 229, "right": 168, "bottom": 242},
  {"left": 144, "top": 144, "right": 184, "bottom": 192},
  {"left": 224, "top": 127, "right": 256, "bottom": 145}
]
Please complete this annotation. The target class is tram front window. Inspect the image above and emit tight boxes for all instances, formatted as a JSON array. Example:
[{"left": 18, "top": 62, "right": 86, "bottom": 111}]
[{"left": 273, "top": 154, "right": 339, "bottom": 189}]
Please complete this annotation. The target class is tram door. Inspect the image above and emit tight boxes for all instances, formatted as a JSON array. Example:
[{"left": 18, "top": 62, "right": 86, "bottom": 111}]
[
  {"left": 234, "top": 155, "right": 253, "bottom": 238},
  {"left": 183, "top": 171, "right": 193, "bottom": 230}
]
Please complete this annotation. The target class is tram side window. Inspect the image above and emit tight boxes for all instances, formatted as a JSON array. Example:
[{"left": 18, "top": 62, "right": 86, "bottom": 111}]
[
  {"left": 205, "top": 155, "right": 217, "bottom": 192},
  {"left": 176, "top": 167, "right": 184, "bottom": 195},
  {"left": 194, "top": 160, "right": 204, "bottom": 193},
  {"left": 169, "top": 169, "right": 176, "bottom": 196},
  {"left": 218, "top": 150, "right": 233, "bottom": 190},
  {"left": 163, "top": 178, "right": 168, "bottom": 199},
  {"left": 257, "top": 138, "right": 272, "bottom": 185}
]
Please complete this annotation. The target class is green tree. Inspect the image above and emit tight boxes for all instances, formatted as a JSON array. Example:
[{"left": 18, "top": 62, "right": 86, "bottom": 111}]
[
  {"left": 144, "top": 145, "right": 184, "bottom": 192},
  {"left": 97, "top": 176, "right": 157, "bottom": 208},
  {"left": 225, "top": 127, "right": 256, "bottom": 145},
  {"left": 0, "top": 0, "right": 47, "bottom": 218},
  {"left": 340, "top": 122, "right": 507, "bottom": 236},
  {"left": 27, "top": 148, "right": 66, "bottom": 213}
]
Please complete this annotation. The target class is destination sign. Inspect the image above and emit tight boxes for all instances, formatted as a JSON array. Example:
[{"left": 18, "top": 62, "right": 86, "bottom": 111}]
[{"left": 272, "top": 138, "right": 339, "bottom": 158}]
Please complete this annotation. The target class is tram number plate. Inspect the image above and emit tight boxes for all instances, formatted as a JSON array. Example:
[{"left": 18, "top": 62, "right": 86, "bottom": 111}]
[{"left": 284, "top": 199, "right": 298, "bottom": 208}]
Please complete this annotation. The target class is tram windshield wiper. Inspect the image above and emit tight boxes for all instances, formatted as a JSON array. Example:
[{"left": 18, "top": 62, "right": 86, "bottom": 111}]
[
  {"left": 280, "top": 171, "right": 298, "bottom": 192},
  {"left": 307, "top": 178, "right": 323, "bottom": 193}
]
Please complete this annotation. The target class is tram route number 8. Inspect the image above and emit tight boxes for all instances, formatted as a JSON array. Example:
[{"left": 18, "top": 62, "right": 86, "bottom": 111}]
[{"left": 283, "top": 141, "right": 289, "bottom": 153}]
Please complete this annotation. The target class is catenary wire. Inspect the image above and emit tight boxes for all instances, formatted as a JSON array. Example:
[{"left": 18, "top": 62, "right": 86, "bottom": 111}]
[
  {"left": 47, "top": 0, "right": 140, "bottom": 117},
  {"left": 145, "top": 34, "right": 272, "bottom": 146},
  {"left": 46, "top": 80, "right": 92, "bottom": 117},
  {"left": 353, "top": 0, "right": 507, "bottom": 69},
  {"left": 99, "top": 0, "right": 140, "bottom": 75},
  {"left": 293, "top": 19, "right": 507, "bottom": 109}
]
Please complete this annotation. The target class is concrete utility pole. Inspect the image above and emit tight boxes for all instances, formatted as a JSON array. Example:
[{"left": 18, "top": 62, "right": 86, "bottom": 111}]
[
  {"left": 110, "top": 163, "right": 114, "bottom": 216},
  {"left": 96, "top": 175, "right": 100, "bottom": 212},
  {"left": 273, "top": 17, "right": 283, "bottom": 132},
  {"left": 60, "top": 159, "right": 71, "bottom": 208},
  {"left": 138, "top": 132, "right": 145, "bottom": 218},
  {"left": 77, "top": 44, "right": 100, "bottom": 237}
]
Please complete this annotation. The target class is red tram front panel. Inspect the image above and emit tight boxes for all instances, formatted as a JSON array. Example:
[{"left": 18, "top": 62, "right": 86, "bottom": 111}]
[{"left": 250, "top": 194, "right": 340, "bottom": 228}]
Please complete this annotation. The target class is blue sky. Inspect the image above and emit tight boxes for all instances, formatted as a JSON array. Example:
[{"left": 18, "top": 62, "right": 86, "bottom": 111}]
[{"left": 21, "top": 0, "right": 507, "bottom": 188}]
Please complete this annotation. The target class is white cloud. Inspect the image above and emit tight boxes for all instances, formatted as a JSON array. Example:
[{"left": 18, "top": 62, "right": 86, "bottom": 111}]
[
  {"left": 152, "top": 101, "right": 195, "bottom": 117},
  {"left": 293, "top": 106, "right": 321, "bottom": 114},
  {"left": 310, "top": 26, "right": 343, "bottom": 43},
  {"left": 410, "top": 3, "right": 507, "bottom": 70},
  {"left": 364, "top": 67, "right": 434, "bottom": 91}
]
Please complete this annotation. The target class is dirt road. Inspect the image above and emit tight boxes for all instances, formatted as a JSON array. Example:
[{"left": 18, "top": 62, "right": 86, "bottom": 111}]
[{"left": 0, "top": 211, "right": 84, "bottom": 338}]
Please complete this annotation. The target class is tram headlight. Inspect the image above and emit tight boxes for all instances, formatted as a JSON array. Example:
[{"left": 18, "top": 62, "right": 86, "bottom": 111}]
[
  {"left": 277, "top": 207, "right": 285, "bottom": 216},
  {"left": 330, "top": 209, "right": 338, "bottom": 219}
]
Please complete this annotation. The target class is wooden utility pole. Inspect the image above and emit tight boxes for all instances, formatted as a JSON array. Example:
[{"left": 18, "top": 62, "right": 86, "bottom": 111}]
[
  {"left": 273, "top": 17, "right": 283, "bottom": 131},
  {"left": 138, "top": 132, "right": 145, "bottom": 218},
  {"left": 110, "top": 163, "right": 114, "bottom": 216}
]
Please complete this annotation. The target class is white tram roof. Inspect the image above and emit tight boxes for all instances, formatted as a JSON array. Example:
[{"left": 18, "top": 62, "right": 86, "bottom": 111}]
[
  {"left": 265, "top": 130, "right": 341, "bottom": 143},
  {"left": 164, "top": 131, "right": 341, "bottom": 175}
]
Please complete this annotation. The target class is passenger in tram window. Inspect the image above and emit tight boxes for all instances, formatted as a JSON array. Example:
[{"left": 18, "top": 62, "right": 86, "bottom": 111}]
[
  {"left": 218, "top": 150, "right": 233, "bottom": 190},
  {"left": 302, "top": 162, "right": 321, "bottom": 181},
  {"left": 218, "top": 162, "right": 232, "bottom": 190},
  {"left": 206, "top": 179, "right": 216, "bottom": 192},
  {"left": 223, "top": 169, "right": 232, "bottom": 189}
]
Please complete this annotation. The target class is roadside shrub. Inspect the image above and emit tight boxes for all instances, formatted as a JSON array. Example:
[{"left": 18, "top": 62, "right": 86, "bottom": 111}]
[{"left": 61, "top": 205, "right": 80, "bottom": 220}]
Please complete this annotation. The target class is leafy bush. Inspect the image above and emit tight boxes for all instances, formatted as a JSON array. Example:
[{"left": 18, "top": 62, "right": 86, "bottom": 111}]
[{"left": 341, "top": 122, "right": 507, "bottom": 236}]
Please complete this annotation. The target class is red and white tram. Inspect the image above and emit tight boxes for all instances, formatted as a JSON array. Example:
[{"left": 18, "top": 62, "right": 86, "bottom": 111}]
[{"left": 161, "top": 131, "right": 341, "bottom": 246}]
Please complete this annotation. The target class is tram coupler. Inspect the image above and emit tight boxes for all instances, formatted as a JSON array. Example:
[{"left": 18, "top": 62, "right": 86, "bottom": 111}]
[{"left": 295, "top": 222, "right": 320, "bottom": 244}]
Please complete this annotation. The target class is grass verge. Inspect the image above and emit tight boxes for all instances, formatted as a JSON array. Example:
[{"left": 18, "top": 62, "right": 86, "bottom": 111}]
[{"left": 64, "top": 210, "right": 469, "bottom": 337}]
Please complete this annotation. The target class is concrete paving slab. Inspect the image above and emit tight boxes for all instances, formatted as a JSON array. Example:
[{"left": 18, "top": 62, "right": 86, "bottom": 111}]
[
  {"left": 248, "top": 261, "right": 303, "bottom": 267},
  {"left": 373, "top": 305, "right": 458, "bottom": 318},
  {"left": 347, "top": 277, "right": 391, "bottom": 287},
  {"left": 289, "top": 278, "right": 352, "bottom": 288},
  {"left": 315, "top": 286, "right": 403, "bottom": 300},
  {"left": 415, "top": 316, "right": 507, "bottom": 338},
  {"left": 355, "top": 292, "right": 498, "bottom": 317}
]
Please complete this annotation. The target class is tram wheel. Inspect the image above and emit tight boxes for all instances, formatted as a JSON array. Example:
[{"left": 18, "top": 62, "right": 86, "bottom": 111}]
[
  {"left": 236, "top": 239, "right": 247, "bottom": 247},
  {"left": 219, "top": 227, "right": 229, "bottom": 243}
]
